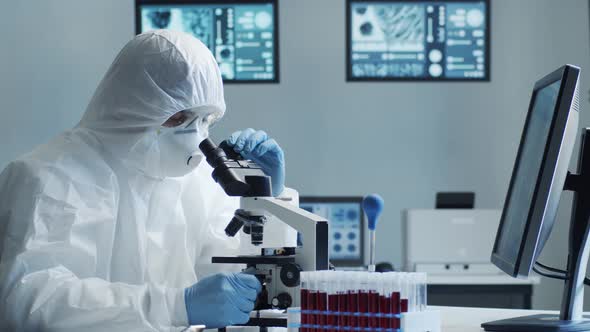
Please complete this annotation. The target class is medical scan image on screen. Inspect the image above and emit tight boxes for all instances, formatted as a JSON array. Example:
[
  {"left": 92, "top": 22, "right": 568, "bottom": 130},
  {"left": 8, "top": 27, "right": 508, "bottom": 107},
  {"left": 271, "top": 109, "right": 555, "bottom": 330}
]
[
  {"left": 140, "top": 3, "right": 275, "bottom": 81},
  {"left": 301, "top": 203, "right": 362, "bottom": 261},
  {"left": 495, "top": 80, "right": 562, "bottom": 264},
  {"left": 349, "top": 1, "right": 487, "bottom": 80}
]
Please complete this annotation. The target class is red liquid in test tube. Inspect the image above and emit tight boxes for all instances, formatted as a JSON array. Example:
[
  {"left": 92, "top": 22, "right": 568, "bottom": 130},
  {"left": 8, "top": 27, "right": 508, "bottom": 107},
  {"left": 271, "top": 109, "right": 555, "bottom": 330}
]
[
  {"left": 338, "top": 292, "right": 348, "bottom": 328},
  {"left": 379, "top": 294, "right": 391, "bottom": 329},
  {"left": 358, "top": 290, "right": 369, "bottom": 328},
  {"left": 301, "top": 289, "right": 309, "bottom": 332},
  {"left": 328, "top": 294, "right": 338, "bottom": 332},
  {"left": 368, "top": 290, "right": 379, "bottom": 329},
  {"left": 391, "top": 291, "right": 401, "bottom": 329},
  {"left": 317, "top": 292, "right": 327, "bottom": 329},
  {"left": 348, "top": 290, "right": 359, "bottom": 328},
  {"left": 307, "top": 291, "right": 317, "bottom": 332},
  {"left": 401, "top": 298, "right": 409, "bottom": 313}
]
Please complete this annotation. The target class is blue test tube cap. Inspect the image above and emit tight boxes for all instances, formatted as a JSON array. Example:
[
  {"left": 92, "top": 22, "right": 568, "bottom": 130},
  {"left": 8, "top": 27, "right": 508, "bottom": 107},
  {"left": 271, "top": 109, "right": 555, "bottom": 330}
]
[{"left": 362, "top": 194, "right": 384, "bottom": 231}]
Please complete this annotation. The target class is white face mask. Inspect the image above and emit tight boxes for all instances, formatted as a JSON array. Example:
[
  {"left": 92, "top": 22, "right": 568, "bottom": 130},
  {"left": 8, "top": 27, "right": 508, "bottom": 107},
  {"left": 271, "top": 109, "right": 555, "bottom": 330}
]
[{"left": 156, "top": 115, "right": 210, "bottom": 178}]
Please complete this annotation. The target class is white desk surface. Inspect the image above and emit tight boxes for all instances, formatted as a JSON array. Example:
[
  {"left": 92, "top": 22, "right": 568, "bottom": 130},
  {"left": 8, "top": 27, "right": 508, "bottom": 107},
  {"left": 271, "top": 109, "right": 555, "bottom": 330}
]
[
  {"left": 435, "top": 306, "right": 556, "bottom": 332},
  {"left": 228, "top": 306, "right": 559, "bottom": 331},
  {"left": 212, "top": 306, "right": 560, "bottom": 331},
  {"left": 428, "top": 275, "right": 541, "bottom": 285}
]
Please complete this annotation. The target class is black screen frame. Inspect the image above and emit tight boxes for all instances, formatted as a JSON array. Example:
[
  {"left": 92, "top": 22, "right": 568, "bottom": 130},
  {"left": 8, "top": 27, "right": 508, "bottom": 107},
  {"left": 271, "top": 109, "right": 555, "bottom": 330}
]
[
  {"left": 300, "top": 196, "right": 366, "bottom": 267},
  {"left": 135, "top": 0, "right": 280, "bottom": 84},
  {"left": 491, "top": 65, "right": 580, "bottom": 278},
  {"left": 345, "top": 0, "right": 491, "bottom": 82}
]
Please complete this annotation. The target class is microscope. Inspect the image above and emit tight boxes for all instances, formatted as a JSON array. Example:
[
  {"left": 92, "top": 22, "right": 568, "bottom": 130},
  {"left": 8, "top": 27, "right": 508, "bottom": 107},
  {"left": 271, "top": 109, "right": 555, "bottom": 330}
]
[{"left": 199, "top": 139, "right": 330, "bottom": 314}]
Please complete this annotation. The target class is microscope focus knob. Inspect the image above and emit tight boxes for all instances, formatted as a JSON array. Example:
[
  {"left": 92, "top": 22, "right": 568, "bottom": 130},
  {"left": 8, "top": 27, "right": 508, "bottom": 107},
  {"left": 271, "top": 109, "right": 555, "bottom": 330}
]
[
  {"left": 280, "top": 263, "right": 302, "bottom": 288},
  {"left": 271, "top": 292, "right": 292, "bottom": 309}
]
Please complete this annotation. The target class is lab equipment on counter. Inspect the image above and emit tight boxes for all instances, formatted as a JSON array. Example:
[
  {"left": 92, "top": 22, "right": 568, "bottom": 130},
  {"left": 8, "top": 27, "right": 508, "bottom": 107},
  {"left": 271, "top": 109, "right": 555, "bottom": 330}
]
[
  {"left": 435, "top": 192, "right": 475, "bottom": 209},
  {"left": 483, "top": 65, "right": 589, "bottom": 331},
  {"left": 362, "top": 194, "right": 384, "bottom": 273},
  {"left": 136, "top": 0, "right": 279, "bottom": 83},
  {"left": 198, "top": 138, "right": 329, "bottom": 326},
  {"left": 288, "top": 271, "right": 440, "bottom": 332},
  {"left": 402, "top": 209, "right": 502, "bottom": 275},
  {"left": 300, "top": 197, "right": 366, "bottom": 268},
  {"left": 347, "top": 0, "right": 490, "bottom": 81}
]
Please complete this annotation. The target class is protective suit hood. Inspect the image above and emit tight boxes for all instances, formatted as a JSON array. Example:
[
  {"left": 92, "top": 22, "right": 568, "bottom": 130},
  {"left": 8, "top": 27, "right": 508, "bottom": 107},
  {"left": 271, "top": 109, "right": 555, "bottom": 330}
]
[
  {"left": 79, "top": 30, "right": 225, "bottom": 178},
  {"left": 80, "top": 29, "right": 225, "bottom": 130}
]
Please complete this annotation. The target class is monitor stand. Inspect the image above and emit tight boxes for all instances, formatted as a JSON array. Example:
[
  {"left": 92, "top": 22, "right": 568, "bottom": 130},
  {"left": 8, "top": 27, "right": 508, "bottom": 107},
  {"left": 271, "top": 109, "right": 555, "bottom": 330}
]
[{"left": 483, "top": 128, "right": 590, "bottom": 332}]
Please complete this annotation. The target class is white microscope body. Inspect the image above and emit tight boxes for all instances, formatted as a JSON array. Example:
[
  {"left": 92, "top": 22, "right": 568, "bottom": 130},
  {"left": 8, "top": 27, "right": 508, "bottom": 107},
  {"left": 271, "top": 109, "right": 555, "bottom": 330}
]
[{"left": 199, "top": 138, "right": 330, "bottom": 313}]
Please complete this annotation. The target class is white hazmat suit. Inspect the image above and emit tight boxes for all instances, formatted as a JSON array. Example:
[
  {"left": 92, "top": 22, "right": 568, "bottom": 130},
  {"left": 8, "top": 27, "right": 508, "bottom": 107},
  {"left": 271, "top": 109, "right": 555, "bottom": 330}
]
[{"left": 0, "top": 30, "right": 295, "bottom": 331}]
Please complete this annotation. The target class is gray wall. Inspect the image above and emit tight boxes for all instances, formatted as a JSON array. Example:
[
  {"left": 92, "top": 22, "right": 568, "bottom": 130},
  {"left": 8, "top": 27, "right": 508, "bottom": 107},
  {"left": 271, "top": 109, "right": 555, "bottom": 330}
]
[{"left": 1, "top": 0, "right": 589, "bottom": 310}]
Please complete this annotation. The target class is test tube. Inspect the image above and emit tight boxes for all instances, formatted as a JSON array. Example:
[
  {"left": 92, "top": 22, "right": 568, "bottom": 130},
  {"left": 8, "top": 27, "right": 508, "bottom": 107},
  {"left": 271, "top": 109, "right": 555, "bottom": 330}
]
[
  {"left": 317, "top": 272, "right": 328, "bottom": 330},
  {"left": 418, "top": 273, "right": 427, "bottom": 312},
  {"left": 378, "top": 273, "right": 391, "bottom": 330},
  {"left": 327, "top": 272, "right": 339, "bottom": 332},
  {"left": 347, "top": 272, "right": 359, "bottom": 329},
  {"left": 367, "top": 273, "right": 380, "bottom": 330},
  {"left": 390, "top": 273, "right": 401, "bottom": 330},
  {"left": 300, "top": 272, "right": 309, "bottom": 332},
  {"left": 337, "top": 272, "right": 349, "bottom": 329},
  {"left": 358, "top": 272, "right": 370, "bottom": 329},
  {"left": 407, "top": 273, "right": 417, "bottom": 313},
  {"left": 400, "top": 273, "right": 409, "bottom": 313},
  {"left": 307, "top": 273, "right": 318, "bottom": 332}
]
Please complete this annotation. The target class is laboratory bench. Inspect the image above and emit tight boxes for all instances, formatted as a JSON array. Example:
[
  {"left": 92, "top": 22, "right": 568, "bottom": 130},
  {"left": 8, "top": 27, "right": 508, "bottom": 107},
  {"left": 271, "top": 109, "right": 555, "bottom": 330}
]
[
  {"left": 211, "top": 305, "right": 571, "bottom": 331},
  {"left": 434, "top": 305, "right": 569, "bottom": 332},
  {"left": 427, "top": 275, "right": 541, "bottom": 310}
]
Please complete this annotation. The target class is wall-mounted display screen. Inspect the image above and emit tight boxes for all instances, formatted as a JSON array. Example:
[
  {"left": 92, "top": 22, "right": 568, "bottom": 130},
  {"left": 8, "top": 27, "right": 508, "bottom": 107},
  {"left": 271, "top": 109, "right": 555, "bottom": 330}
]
[
  {"left": 347, "top": 0, "right": 490, "bottom": 81},
  {"left": 136, "top": 0, "right": 279, "bottom": 83}
]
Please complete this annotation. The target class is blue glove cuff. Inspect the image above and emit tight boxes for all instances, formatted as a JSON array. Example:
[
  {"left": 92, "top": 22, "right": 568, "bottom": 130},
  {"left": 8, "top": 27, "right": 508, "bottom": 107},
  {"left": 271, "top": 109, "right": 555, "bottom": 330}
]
[{"left": 184, "top": 287, "right": 197, "bottom": 325}]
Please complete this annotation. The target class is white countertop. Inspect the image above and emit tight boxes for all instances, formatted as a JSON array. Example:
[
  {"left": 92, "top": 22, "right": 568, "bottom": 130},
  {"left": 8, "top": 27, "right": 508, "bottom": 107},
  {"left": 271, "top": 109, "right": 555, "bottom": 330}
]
[
  {"left": 212, "top": 306, "right": 562, "bottom": 331},
  {"left": 428, "top": 275, "right": 541, "bottom": 285},
  {"left": 435, "top": 305, "right": 556, "bottom": 332}
]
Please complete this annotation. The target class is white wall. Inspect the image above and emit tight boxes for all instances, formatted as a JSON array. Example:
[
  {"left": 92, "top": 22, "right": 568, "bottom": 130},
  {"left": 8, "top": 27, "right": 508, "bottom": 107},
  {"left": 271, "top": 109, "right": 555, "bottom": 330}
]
[{"left": 1, "top": 0, "right": 589, "bottom": 310}]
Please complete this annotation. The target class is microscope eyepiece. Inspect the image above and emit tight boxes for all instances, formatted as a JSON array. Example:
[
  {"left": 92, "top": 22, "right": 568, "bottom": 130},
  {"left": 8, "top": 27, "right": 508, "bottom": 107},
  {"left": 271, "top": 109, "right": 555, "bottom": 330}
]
[
  {"left": 199, "top": 138, "right": 229, "bottom": 169},
  {"left": 198, "top": 138, "right": 272, "bottom": 197}
]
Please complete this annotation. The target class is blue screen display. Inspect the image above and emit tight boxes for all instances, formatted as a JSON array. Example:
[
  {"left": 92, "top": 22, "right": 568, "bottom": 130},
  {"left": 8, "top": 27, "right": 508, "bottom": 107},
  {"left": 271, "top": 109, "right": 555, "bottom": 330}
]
[
  {"left": 139, "top": 2, "right": 276, "bottom": 82},
  {"left": 348, "top": 1, "right": 488, "bottom": 80},
  {"left": 300, "top": 202, "right": 362, "bottom": 262}
]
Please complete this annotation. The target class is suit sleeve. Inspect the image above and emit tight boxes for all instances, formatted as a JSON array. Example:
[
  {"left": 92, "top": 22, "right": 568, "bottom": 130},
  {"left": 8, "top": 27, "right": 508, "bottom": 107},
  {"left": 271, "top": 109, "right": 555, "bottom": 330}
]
[{"left": 0, "top": 161, "right": 188, "bottom": 332}]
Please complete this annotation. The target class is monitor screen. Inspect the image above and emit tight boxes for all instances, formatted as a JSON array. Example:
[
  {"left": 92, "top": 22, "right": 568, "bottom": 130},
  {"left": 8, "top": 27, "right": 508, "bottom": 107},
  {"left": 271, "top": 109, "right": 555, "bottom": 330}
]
[
  {"left": 300, "top": 198, "right": 364, "bottom": 266},
  {"left": 494, "top": 81, "right": 561, "bottom": 265},
  {"left": 136, "top": 0, "right": 279, "bottom": 83},
  {"left": 491, "top": 65, "right": 580, "bottom": 277},
  {"left": 347, "top": 0, "right": 490, "bottom": 81}
]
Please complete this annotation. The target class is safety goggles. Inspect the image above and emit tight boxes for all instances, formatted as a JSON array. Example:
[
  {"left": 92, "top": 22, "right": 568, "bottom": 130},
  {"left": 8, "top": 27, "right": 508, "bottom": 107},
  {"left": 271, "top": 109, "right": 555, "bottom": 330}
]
[{"left": 161, "top": 107, "right": 222, "bottom": 134}]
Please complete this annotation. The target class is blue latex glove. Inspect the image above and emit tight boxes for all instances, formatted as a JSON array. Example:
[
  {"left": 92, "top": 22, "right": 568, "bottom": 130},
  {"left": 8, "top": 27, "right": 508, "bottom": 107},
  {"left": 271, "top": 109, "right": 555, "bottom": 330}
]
[
  {"left": 227, "top": 128, "right": 285, "bottom": 196},
  {"left": 184, "top": 272, "right": 261, "bottom": 328}
]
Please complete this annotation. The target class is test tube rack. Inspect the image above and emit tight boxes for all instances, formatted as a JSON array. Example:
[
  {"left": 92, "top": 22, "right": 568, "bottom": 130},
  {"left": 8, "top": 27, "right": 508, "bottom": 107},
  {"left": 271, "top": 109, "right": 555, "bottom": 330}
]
[{"left": 287, "top": 271, "right": 441, "bottom": 332}]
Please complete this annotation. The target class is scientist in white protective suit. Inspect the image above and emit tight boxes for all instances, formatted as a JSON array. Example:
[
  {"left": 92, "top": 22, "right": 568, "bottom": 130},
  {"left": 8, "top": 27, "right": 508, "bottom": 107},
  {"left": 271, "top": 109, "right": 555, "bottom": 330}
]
[{"left": 0, "top": 30, "right": 298, "bottom": 331}]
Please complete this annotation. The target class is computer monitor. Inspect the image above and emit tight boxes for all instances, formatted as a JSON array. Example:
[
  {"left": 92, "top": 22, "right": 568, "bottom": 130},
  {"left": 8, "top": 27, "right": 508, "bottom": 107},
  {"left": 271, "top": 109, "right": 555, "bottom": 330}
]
[
  {"left": 300, "top": 197, "right": 365, "bottom": 267},
  {"left": 483, "top": 65, "right": 590, "bottom": 331},
  {"left": 136, "top": 0, "right": 279, "bottom": 83},
  {"left": 346, "top": 0, "right": 490, "bottom": 81}
]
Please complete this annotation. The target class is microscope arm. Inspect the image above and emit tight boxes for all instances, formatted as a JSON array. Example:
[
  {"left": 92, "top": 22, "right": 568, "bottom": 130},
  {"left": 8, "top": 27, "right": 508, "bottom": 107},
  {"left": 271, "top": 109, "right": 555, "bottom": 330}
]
[{"left": 240, "top": 196, "right": 330, "bottom": 272}]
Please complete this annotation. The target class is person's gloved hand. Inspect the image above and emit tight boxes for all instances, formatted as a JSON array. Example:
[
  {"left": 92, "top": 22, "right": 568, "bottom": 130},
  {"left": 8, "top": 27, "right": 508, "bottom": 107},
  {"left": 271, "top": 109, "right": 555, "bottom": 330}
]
[
  {"left": 226, "top": 128, "right": 285, "bottom": 196},
  {"left": 184, "top": 272, "right": 261, "bottom": 328}
]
